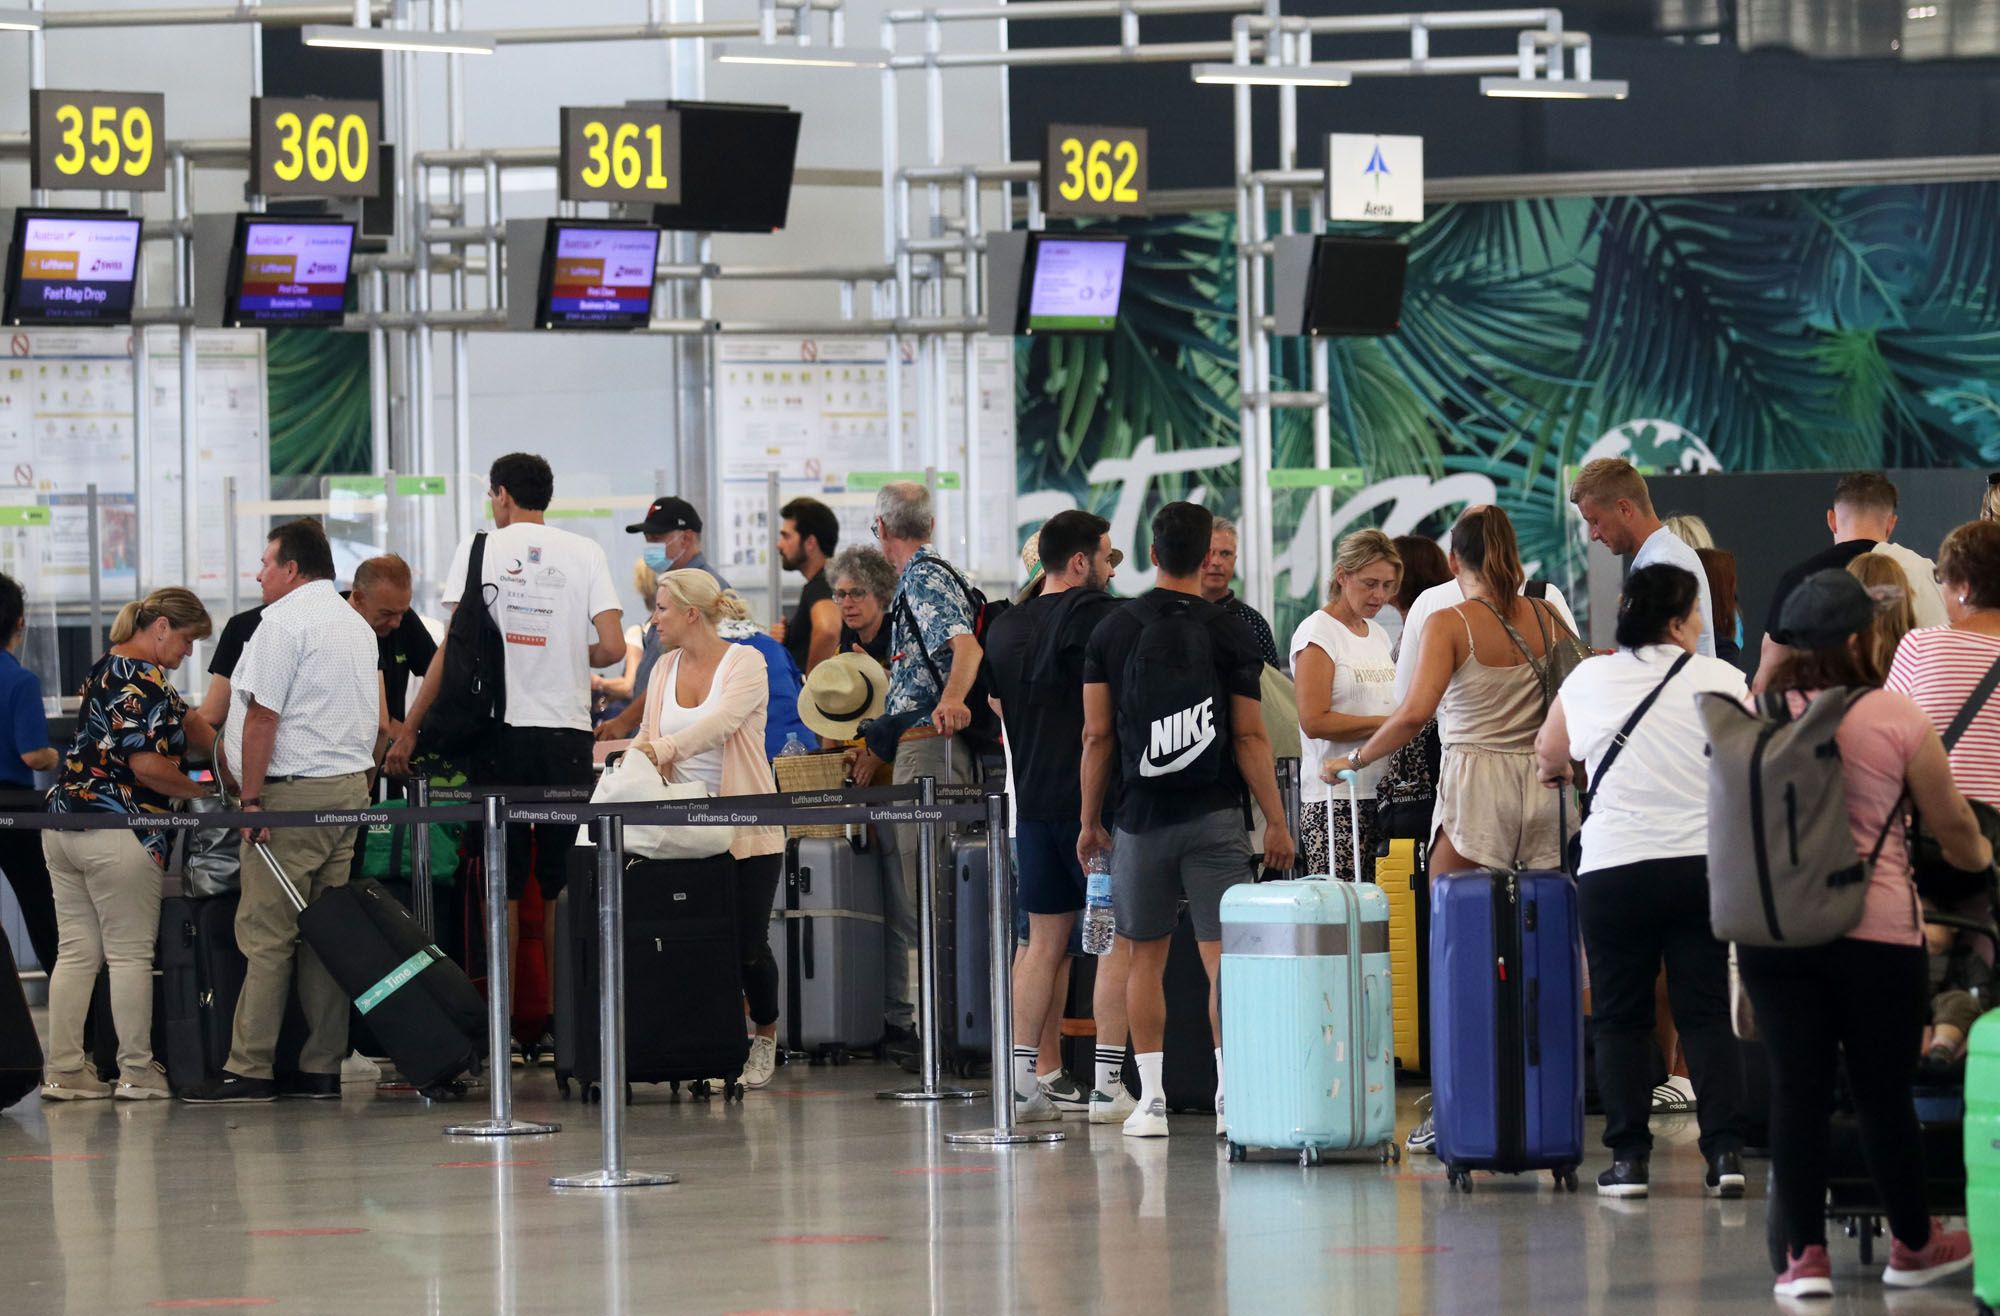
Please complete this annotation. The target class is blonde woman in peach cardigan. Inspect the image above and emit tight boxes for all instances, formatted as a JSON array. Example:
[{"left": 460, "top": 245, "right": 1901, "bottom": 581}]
[{"left": 633, "top": 569, "right": 787, "bottom": 1089}]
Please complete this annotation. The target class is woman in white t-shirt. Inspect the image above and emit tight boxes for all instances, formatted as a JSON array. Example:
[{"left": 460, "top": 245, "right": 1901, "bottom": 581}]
[
  {"left": 1532, "top": 563, "right": 1750, "bottom": 1202},
  {"left": 1291, "top": 531, "right": 1401, "bottom": 879}
]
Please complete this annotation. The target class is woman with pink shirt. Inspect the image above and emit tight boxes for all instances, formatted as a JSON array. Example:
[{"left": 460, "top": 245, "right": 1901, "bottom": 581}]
[
  {"left": 633, "top": 569, "right": 786, "bottom": 1090},
  {"left": 1746, "top": 571, "right": 1993, "bottom": 1300}
]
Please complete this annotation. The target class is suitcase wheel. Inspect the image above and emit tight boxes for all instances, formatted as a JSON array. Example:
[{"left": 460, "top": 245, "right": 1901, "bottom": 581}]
[
  {"left": 1226, "top": 1141, "right": 1246, "bottom": 1164},
  {"left": 1378, "top": 1141, "right": 1401, "bottom": 1166},
  {"left": 556, "top": 1076, "right": 571, "bottom": 1099},
  {"left": 690, "top": 1079, "right": 714, "bottom": 1101},
  {"left": 727, "top": 1081, "right": 745, "bottom": 1102},
  {"left": 1298, "top": 1146, "right": 1324, "bottom": 1169},
  {"left": 583, "top": 1082, "right": 603, "bottom": 1105},
  {"left": 1553, "top": 1166, "right": 1579, "bottom": 1193},
  {"left": 1447, "top": 1166, "right": 1473, "bottom": 1193}
]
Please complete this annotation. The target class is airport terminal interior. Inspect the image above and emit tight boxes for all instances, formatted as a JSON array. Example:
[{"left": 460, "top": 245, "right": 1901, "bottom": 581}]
[{"left": 3, "top": 1, "right": 2000, "bottom": 1313}]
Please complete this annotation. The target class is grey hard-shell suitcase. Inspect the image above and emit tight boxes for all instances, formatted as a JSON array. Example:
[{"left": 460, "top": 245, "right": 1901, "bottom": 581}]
[
  {"left": 770, "top": 835, "right": 888, "bottom": 1063},
  {"left": 944, "top": 830, "right": 993, "bottom": 1066}
]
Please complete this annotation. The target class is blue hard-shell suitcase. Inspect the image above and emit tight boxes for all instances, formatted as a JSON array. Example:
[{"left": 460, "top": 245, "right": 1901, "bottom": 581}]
[
  {"left": 1429, "top": 867, "right": 1585, "bottom": 1191},
  {"left": 1219, "top": 878, "right": 1399, "bottom": 1166}
]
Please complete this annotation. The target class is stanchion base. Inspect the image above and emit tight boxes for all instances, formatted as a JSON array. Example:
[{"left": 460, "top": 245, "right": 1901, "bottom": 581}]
[
  {"left": 443, "top": 1118, "right": 563, "bottom": 1137},
  {"left": 945, "top": 1128, "right": 1067, "bottom": 1146},
  {"left": 876, "top": 1086, "right": 981, "bottom": 1102},
  {"left": 548, "top": 1169, "right": 678, "bottom": 1190}
]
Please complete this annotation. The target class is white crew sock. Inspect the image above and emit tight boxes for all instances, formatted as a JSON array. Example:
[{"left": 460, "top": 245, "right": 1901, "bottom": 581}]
[
  {"left": 1013, "top": 1045, "right": 1039, "bottom": 1100},
  {"left": 1214, "top": 1048, "right": 1225, "bottom": 1110},
  {"left": 1095, "top": 1045, "right": 1124, "bottom": 1096},
  {"left": 1135, "top": 1051, "right": 1165, "bottom": 1107}
]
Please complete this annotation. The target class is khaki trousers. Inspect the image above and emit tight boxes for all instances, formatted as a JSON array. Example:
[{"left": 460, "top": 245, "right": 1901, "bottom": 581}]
[
  {"left": 226, "top": 772, "right": 368, "bottom": 1079},
  {"left": 42, "top": 829, "right": 163, "bottom": 1080}
]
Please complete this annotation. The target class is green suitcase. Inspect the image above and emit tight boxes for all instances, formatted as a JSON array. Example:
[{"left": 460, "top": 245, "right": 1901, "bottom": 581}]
[{"left": 1970, "top": 1010, "right": 2000, "bottom": 1314}]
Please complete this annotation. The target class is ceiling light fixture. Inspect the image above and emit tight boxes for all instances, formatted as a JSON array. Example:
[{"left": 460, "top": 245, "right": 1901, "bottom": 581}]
[
  {"left": 301, "top": 25, "right": 498, "bottom": 55},
  {"left": 1191, "top": 62, "right": 1354, "bottom": 87},
  {"left": 713, "top": 43, "right": 893, "bottom": 68},
  {"left": 1480, "top": 76, "right": 1628, "bottom": 100}
]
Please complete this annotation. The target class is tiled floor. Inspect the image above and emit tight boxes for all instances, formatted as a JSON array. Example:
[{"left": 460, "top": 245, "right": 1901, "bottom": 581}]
[{"left": 0, "top": 1062, "right": 1978, "bottom": 1315}]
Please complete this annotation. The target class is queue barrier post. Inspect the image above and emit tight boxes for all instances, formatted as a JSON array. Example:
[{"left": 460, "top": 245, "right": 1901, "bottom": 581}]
[
  {"left": 409, "top": 778, "right": 435, "bottom": 935},
  {"left": 445, "top": 793, "right": 561, "bottom": 1138},
  {"left": 947, "top": 788, "right": 1063, "bottom": 1147},
  {"left": 879, "top": 775, "right": 977, "bottom": 1103},
  {"left": 550, "top": 813, "right": 676, "bottom": 1190}
]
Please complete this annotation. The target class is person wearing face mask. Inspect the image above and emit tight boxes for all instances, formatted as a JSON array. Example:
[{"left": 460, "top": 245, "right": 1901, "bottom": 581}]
[
  {"left": 592, "top": 499, "right": 730, "bottom": 743},
  {"left": 1292, "top": 531, "right": 1402, "bottom": 880},
  {"left": 40, "top": 588, "right": 217, "bottom": 1102}
]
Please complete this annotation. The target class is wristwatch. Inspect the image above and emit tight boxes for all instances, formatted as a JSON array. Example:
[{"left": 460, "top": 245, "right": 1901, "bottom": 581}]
[{"left": 1345, "top": 749, "right": 1364, "bottom": 772}]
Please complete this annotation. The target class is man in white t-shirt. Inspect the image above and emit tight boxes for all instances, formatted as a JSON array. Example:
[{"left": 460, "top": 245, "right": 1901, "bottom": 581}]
[
  {"left": 1568, "top": 458, "right": 1717, "bottom": 660},
  {"left": 389, "top": 454, "right": 623, "bottom": 1011},
  {"left": 1392, "top": 506, "right": 1581, "bottom": 702}
]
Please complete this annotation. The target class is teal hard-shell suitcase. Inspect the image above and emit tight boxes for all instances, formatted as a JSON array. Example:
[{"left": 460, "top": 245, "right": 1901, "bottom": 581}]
[{"left": 1218, "top": 877, "right": 1399, "bottom": 1166}]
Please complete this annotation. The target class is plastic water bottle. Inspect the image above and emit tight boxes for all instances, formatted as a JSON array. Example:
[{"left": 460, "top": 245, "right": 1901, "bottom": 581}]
[
  {"left": 779, "top": 732, "right": 809, "bottom": 756},
  {"left": 1082, "top": 851, "right": 1116, "bottom": 956}
]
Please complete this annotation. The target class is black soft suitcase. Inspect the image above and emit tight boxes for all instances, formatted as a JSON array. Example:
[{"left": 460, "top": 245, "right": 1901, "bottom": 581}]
[
  {"left": 556, "top": 850, "right": 747, "bottom": 1103},
  {"left": 156, "top": 893, "right": 247, "bottom": 1093},
  {"left": 0, "top": 923, "right": 42, "bottom": 1108},
  {"left": 257, "top": 844, "right": 487, "bottom": 1095}
]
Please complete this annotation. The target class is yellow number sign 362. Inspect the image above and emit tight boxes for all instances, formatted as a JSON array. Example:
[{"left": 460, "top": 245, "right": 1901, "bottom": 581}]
[{"left": 1043, "top": 125, "right": 1147, "bottom": 217}]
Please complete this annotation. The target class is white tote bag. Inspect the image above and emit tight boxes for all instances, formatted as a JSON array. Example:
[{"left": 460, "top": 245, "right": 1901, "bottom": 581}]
[{"left": 575, "top": 751, "right": 734, "bottom": 861}]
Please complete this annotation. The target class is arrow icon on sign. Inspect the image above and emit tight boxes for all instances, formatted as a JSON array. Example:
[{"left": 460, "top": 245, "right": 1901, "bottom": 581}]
[{"left": 1364, "top": 142, "right": 1391, "bottom": 191}]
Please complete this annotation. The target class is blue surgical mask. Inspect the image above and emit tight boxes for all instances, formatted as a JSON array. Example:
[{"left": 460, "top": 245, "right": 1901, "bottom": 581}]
[{"left": 642, "top": 543, "right": 670, "bottom": 572}]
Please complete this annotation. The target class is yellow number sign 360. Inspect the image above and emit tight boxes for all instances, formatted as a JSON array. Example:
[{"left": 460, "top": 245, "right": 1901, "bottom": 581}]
[{"left": 270, "top": 110, "right": 370, "bottom": 186}]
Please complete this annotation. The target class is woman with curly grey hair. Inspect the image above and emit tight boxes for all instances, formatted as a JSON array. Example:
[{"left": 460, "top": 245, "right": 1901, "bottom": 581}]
[{"left": 829, "top": 545, "right": 897, "bottom": 665}]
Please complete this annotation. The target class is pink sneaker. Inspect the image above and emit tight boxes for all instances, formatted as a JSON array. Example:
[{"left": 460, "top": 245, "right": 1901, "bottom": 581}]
[
  {"left": 1772, "top": 1245, "right": 1833, "bottom": 1299},
  {"left": 1883, "top": 1219, "right": 1973, "bottom": 1288}
]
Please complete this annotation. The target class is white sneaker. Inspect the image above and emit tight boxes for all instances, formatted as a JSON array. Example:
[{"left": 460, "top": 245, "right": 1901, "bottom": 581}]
[
  {"left": 1088, "top": 1087, "right": 1137, "bottom": 1124},
  {"left": 742, "top": 1037, "right": 778, "bottom": 1090},
  {"left": 1123, "top": 1096, "right": 1169, "bottom": 1138},
  {"left": 340, "top": 1052, "right": 382, "bottom": 1085},
  {"left": 1015, "top": 1091, "right": 1063, "bottom": 1124}
]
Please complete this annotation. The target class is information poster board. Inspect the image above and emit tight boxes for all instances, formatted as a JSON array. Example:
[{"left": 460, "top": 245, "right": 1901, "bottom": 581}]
[
  {"left": 712, "top": 336, "right": 1016, "bottom": 583},
  {"left": 0, "top": 328, "right": 268, "bottom": 601}
]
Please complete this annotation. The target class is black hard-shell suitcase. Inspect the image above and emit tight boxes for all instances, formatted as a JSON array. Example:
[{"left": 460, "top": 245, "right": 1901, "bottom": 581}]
[
  {"left": 257, "top": 843, "right": 486, "bottom": 1095},
  {"left": 0, "top": 923, "right": 42, "bottom": 1108},
  {"left": 1121, "top": 905, "right": 1215, "bottom": 1112},
  {"left": 942, "top": 831, "right": 993, "bottom": 1073},
  {"left": 555, "top": 850, "right": 747, "bottom": 1103}
]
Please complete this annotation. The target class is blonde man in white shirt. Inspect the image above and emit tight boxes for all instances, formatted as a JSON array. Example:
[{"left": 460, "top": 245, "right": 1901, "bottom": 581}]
[
  {"left": 389, "top": 453, "right": 624, "bottom": 1036},
  {"left": 1533, "top": 562, "right": 1750, "bottom": 1200},
  {"left": 1568, "top": 458, "right": 1717, "bottom": 660},
  {"left": 184, "top": 520, "right": 385, "bottom": 1104}
]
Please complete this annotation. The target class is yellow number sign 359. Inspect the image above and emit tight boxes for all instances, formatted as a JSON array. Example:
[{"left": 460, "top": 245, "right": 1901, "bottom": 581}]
[
  {"left": 1056, "top": 136, "right": 1140, "bottom": 206},
  {"left": 270, "top": 110, "right": 370, "bottom": 186},
  {"left": 51, "top": 102, "right": 154, "bottom": 179}
]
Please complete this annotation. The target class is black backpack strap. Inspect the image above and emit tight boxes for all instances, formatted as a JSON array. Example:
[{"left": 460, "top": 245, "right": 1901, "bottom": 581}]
[
  {"left": 1582, "top": 652, "right": 1692, "bottom": 813},
  {"left": 1941, "top": 655, "right": 2000, "bottom": 752}
]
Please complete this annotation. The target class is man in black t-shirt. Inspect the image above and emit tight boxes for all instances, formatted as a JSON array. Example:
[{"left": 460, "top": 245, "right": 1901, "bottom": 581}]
[
  {"left": 201, "top": 554, "right": 435, "bottom": 760},
  {"left": 1081, "top": 501, "right": 1294, "bottom": 1141},
  {"left": 773, "top": 497, "right": 841, "bottom": 677},
  {"left": 1753, "top": 472, "right": 1899, "bottom": 692},
  {"left": 981, "top": 510, "right": 1130, "bottom": 1125}
]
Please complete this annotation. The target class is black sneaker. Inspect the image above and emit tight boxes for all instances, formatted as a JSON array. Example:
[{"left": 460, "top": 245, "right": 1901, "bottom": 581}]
[
  {"left": 180, "top": 1072, "right": 277, "bottom": 1104},
  {"left": 1596, "top": 1156, "right": 1649, "bottom": 1198},
  {"left": 277, "top": 1072, "right": 341, "bottom": 1100},
  {"left": 1705, "top": 1150, "right": 1745, "bottom": 1199},
  {"left": 882, "top": 1024, "right": 918, "bottom": 1058}
]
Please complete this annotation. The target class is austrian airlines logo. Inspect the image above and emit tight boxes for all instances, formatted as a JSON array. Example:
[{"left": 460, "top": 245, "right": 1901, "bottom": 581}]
[{"left": 1140, "top": 697, "right": 1215, "bottom": 778}]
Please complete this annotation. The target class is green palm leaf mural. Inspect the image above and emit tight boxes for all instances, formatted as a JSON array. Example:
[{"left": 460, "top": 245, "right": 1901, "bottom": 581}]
[
  {"left": 1017, "top": 180, "right": 2000, "bottom": 641},
  {"left": 266, "top": 327, "right": 371, "bottom": 489}
]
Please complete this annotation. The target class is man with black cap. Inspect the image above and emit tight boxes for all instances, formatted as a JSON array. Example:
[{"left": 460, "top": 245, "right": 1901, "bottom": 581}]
[{"left": 628, "top": 495, "right": 730, "bottom": 590}]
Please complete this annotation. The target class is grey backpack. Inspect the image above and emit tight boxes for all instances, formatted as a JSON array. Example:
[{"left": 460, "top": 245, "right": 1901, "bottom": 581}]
[{"left": 1697, "top": 689, "right": 1898, "bottom": 948}]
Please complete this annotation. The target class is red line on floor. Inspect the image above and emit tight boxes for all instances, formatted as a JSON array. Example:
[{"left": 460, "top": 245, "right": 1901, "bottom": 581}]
[
  {"left": 148, "top": 1301, "right": 277, "bottom": 1310},
  {"left": 722, "top": 1309, "right": 856, "bottom": 1315},
  {"left": 762, "top": 1235, "right": 888, "bottom": 1245},
  {"left": 7, "top": 1153, "right": 100, "bottom": 1162},
  {"left": 433, "top": 1160, "right": 551, "bottom": 1168},
  {"left": 248, "top": 1228, "right": 370, "bottom": 1238}
]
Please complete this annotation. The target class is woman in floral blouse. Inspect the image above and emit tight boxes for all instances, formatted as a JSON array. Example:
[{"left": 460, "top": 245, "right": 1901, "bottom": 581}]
[{"left": 41, "top": 588, "right": 215, "bottom": 1101}]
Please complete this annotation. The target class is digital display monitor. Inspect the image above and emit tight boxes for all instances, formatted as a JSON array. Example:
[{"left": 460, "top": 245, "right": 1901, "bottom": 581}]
[
  {"left": 223, "top": 215, "right": 357, "bottom": 328},
  {"left": 650, "top": 101, "right": 802, "bottom": 234},
  {"left": 535, "top": 221, "right": 662, "bottom": 330},
  {"left": 1305, "top": 236, "right": 1408, "bottom": 337},
  {"left": 1020, "top": 234, "right": 1128, "bottom": 334},
  {"left": 3, "top": 209, "right": 142, "bottom": 327}
]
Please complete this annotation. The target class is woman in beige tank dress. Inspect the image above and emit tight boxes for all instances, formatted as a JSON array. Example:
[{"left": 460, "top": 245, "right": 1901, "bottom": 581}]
[{"left": 1339, "top": 506, "right": 1572, "bottom": 875}]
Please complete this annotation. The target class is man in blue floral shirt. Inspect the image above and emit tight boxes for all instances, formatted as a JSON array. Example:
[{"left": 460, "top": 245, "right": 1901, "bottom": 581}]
[{"left": 846, "top": 481, "right": 982, "bottom": 1046}]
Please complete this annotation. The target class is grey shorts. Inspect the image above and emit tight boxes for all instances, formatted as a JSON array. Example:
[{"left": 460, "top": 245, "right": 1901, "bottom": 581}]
[{"left": 1110, "top": 808, "right": 1256, "bottom": 943}]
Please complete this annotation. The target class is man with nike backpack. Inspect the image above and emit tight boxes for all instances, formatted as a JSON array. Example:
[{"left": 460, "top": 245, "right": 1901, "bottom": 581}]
[{"left": 1079, "top": 500, "right": 1295, "bottom": 1139}]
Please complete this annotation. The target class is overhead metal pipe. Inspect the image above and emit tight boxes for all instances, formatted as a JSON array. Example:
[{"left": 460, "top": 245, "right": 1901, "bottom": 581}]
[
  {"left": 488, "top": 18, "right": 782, "bottom": 43},
  {"left": 886, "top": 0, "right": 1256, "bottom": 22},
  {"left": 41, "top": 2, "right": 388, "bottom": 28},
  {"left": 892, "top": 38, "right": 1255, "bottom": 68}
]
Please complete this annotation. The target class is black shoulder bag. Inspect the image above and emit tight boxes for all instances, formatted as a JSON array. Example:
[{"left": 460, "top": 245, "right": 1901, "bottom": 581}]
[
  {"left": 1563, "top": 651, "right": 1693, "bottom": 876},
  {"left": 1911, "top": 654, "right": 2000, "bottom": 904},
  {"left": 417, "top": 531, "right": 507, "bottom": 762}
]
